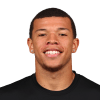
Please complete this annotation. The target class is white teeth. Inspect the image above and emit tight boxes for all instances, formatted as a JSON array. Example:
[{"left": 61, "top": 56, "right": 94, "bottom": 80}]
[{"left": 45, "top": 51, "right": 60, "bottom": 54}]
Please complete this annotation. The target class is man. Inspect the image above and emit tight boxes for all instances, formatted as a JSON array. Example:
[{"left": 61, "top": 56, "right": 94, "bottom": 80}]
[{"left": 0, "top": 8, "right": 100, "bottom": 100}]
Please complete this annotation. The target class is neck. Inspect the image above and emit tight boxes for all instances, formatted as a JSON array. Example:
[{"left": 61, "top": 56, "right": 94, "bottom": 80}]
[{"left": 35, "top": 58, "right": 75, "bottom": 91}]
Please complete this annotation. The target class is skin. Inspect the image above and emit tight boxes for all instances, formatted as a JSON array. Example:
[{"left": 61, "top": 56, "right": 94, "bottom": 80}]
[{"left": 27, "top": 17, "right": 79, "bottom": 91}]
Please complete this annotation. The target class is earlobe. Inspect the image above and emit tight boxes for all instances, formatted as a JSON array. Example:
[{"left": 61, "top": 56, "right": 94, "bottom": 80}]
[
  {"left": 31, "top": 50, "right": 33, "bottom": 52},
  {"left": 27, "top": 38, "right": 33, "bottom": 54},
  {"left": 30, "top": 46, "right": 34, "bottom": 53}
]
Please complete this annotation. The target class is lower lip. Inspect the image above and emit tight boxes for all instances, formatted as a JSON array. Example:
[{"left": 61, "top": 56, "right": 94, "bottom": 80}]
[{"left": 44, "top": 53, "right": 61, "bottom": 57}]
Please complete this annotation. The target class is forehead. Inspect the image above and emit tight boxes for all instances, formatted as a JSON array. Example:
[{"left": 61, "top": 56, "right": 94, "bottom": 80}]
[{"left": 33, "top": 17, "right": 72, "bottom": 31}]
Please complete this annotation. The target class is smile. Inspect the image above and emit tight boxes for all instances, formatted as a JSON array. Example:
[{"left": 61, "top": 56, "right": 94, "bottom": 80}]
[{"left": 44, "top": 53, "right": 61, "bottom": 58}]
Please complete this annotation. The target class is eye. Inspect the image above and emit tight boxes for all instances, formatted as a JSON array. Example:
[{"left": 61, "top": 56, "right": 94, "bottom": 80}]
[
  {"left": 59, "top": 34, "right": 67, "bottom": 36},
  {"left": 39, "top": 34, "right": 46, "bottom": 36},
  {"left": 39, "top": 34, "right": 67, "bottom": 36}
]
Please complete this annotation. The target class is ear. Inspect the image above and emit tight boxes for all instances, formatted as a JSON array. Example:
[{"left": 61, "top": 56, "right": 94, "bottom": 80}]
[
  {"left": 72, "top": 38, "right": 79, "bottom": 53},
  {"left": 27, "top": 38, "right": 34, "bottom": 54}
]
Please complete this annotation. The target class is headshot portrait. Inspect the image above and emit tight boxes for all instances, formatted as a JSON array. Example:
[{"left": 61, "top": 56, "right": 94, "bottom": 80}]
[{"left": 0, "top": 1, "right": 100, "bottom": 100}]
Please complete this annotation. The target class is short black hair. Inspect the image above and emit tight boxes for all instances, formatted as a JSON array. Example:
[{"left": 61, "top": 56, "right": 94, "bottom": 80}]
[{"left": 29, "top": 8, "right": 77, "bottom": 39}]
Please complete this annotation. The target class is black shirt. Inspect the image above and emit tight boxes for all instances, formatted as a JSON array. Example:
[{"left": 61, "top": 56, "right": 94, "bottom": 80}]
[{"left": 0, "top": 71, "right": 100, "bottom": 100}]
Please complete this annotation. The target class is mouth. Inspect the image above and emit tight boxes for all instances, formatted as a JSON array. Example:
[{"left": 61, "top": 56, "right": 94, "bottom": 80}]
[
  {"left": 43, "top": 52, "right": 62, "bottom": 58},
  {"left": 43, "top": 51, "right": 62, "bottom": 54}
]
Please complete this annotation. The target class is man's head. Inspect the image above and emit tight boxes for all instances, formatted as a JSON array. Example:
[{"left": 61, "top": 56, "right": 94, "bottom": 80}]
[
  {"left": 27, "top": 8, "right": 79, "bottom": 73},
  {"left": 29, "top": 8, "right": 77, "bottom": 39}
]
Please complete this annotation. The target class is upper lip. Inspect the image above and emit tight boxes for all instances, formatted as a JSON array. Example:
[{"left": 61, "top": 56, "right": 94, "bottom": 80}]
[{"left": 43, "top": 48, "right": 63, "bottom": 53}]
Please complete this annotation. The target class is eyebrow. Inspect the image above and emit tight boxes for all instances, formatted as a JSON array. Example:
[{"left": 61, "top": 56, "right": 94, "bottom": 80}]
[
  {"left": 57, "top": 28, "right": 69, "bottom": 31},
  {"left": 35, "top": 28, "right": 69, "bottom": 33}
]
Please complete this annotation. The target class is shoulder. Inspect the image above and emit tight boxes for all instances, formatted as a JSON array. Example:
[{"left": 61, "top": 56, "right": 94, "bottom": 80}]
[
  {"left": 77, "top": 74, "right": 100, "bottom": 95},
  {"left": 0, "top": 74, "right": 34, "bottom": 99}
]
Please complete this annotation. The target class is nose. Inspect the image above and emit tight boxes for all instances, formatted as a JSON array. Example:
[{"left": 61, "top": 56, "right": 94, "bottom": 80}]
[{"left": 46, "top": 33, "right": 59, "bottom": 45}]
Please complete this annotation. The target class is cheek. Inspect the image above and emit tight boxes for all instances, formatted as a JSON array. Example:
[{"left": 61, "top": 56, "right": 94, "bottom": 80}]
[
  {"left": 60, "top": 38, "right": 69, "bottom": 46},
  {"left": 61, "top": 39, "right": 73, "bottom": 52},
  {"left": 33, "top": 39, "right": 45, "bottom": 53}
]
